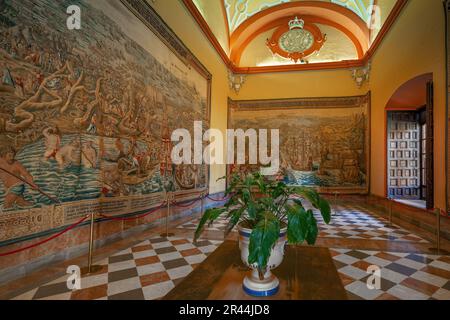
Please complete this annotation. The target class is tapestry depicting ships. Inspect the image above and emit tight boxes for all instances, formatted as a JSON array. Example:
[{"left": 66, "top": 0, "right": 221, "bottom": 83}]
[
  {"left": 228, "top": 95, "right": 370, "bottom": 194},
  {"left": 0, "top": 0, "right": 209, "bottom": 242}
]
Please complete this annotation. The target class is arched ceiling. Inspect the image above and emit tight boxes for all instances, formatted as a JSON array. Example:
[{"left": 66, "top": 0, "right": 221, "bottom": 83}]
[
  {"left": 225, "top": 0, "right": 375, "bottom": 32},
  {"left": 186, "top": 0, "right": 405, "bottom": 72}
]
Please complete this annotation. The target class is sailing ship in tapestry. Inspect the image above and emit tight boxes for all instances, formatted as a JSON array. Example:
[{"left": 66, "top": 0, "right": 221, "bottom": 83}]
[
  {"left": 0, "top": 0, "right": 209, "bottom": 222},
  {"left": 228, "top": 94, "right": 370, "bottom": 194}
]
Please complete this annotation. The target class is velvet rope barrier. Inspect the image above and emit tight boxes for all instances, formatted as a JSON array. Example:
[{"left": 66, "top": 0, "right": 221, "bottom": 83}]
[
  {"left": 206, "top": 193, "right": 231, "bottom": 202},
  {"left": 0, "top": 215, "right": 89, "bottom": 257},
  {"left": 171, "top": 197, "right": 201, "bottom": 208},
  {"left": 99, "top": 202, "right": 166, "bottom": 221}
]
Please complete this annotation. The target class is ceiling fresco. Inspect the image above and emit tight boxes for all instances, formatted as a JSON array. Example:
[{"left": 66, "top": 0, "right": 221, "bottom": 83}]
[
  {"left": 190, "top": 0, "right": 401, "bottom": 69},
  {"left": 224, "top": 0, "right": 376, "bottom": 33}
]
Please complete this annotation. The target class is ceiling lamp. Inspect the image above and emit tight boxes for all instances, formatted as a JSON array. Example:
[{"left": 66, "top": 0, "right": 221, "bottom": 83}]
[{"left": 266, "top": 16, "right": 326, "bottom": 63}]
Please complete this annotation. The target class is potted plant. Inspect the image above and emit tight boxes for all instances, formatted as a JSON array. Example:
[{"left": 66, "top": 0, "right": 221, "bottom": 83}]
[{"left": 194, "top": 172, "right": 331, "bottom": 297}]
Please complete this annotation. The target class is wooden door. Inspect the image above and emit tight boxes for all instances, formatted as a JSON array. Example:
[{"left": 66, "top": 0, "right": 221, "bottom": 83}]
[{"left": 387, "top": 112, "right": 421, "bottom": 200}]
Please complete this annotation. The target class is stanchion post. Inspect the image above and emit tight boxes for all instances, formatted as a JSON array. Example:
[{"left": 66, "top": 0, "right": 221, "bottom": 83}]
[
  {"left": 428, "top": 208, "right": 449, "bottom": 255},
  {"left": 200, "top": 191, "right": 205, "bottom": 217},
  {"left": 160, "top": 192, "right": 174, "bottom": 238},
  {"left": 389, "top": 199, "right": 393, "bottom": 227},
  {"left": 333, "top": 191, "right": 339, "bottom": 215},
  {"left": 436, "top": 208, "right": 441, "bottom": 255},
  {"left": 81, "top": 211, "right": 102, "bottom": 275}
]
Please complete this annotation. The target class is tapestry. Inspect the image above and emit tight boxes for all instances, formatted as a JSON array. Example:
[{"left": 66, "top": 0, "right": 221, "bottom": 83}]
[
  {"left": 228, "top": 94, "right": 370, "bottom": 194},
  {"left": 0, "top": 0, "right": 211, "bottom": 244}
]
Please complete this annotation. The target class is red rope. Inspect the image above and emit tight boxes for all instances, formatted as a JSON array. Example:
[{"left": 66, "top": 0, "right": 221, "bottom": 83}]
[
  {"left": 0, "top": 215, "right": 89, "bottom": 257},
  {"left": 99, "top": 202, "right": 165, "bottom": 221},
  {"left": 206, "top": 193, "right": 231, "bottom": 202},
  {"left": 171, "top": 197, "right": 200, "bottom": 208}
]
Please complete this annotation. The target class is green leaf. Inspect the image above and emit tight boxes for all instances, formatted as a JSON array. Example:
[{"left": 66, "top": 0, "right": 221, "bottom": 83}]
[
  {"left": 225, "top": 207, "right": 244, "bottom": 235},
  {"left": 248, "top": 211, "right": 280, "bottom": 278},
  {"left": 286, "top": 204, "right": 308, "bottom": 244},
  {"left": 194, "top": 207, "right": 226, "bottom": 241},
  {"left": 293, "top": 187, "right": 331, "bottom": 224},
  {"left": 305, "top": 210, "right": 319, "bottom": 245},
  {"left": 318, "top": 197, "right": 331, "bottom": 224}
]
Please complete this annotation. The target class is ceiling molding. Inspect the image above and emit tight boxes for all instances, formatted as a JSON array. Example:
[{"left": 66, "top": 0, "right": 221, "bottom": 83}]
[
  {"left": 181, "top": 0, "right": 409, "bottom": 74},
  {"left": 182, "top": 0, "right": 232, "bottom": 69},
  {"left": 364, "top": 0, "right": 408, "bottom": 64},
  {"left": 219, "top": 0, "right": 231, "bottom": 48},
  {"left": 230, "top": 1, "right": 370, "bottom": 57},
  {"left": 231, "top": 15, "right": 364, "bottom": 66}
]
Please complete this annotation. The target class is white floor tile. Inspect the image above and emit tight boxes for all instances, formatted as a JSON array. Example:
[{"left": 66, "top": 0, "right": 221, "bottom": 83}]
[
  {"left": 364, "top": 256, "right": 392, "bottom": 267},
  {"left": 378, "top": 268, "right": 408, "bottom": 284},
  {"left": 432, "top": 288, "right": 450, "bottom": 300},
  {"left": 411, "top": 271, "right": 448, "bottom": 287},
  {"left": 167, "top": 265, "right": 193, "bottom": 280},
  {"left": 158, "top": 251, "right": 182, "bottom": 262},
  {"left": 137, "top": 262, "right": 165, "bottom": 276},
  {"left": 339, "top": 266, "right": 368, "bottom": 280},
  {"left": 108, "top": 260, "right": 136, "bottom": 273},
  {"left": 81, "top": 273, "right": 108, "bottom": 290},
  {"left": 132, "top": 249, "right": 157, "bottom": 259},
  {"left": 388, "top": 285, "right": 429, "bottom": 300},
  {"left": 345, "top": 281, "right": 383, "bottom": 300},
  {"left": 333, "top": 254, "right": 359, "bottom": 265},
  {"left": 107, "top": 277, "right": 141, "bottom": 296},
  {"left": 142, "top": 281, "right": 175, "bottom": 300}
]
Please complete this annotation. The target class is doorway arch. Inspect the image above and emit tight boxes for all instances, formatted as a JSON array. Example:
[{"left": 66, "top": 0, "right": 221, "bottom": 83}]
[{"left": 385, "top": 73, "right": 434, "bottom": 209}]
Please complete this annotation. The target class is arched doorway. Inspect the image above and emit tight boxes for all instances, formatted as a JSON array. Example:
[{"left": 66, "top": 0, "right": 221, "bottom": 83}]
[{"left": 385, "top": 73, "right": 434, "bottom": 209}]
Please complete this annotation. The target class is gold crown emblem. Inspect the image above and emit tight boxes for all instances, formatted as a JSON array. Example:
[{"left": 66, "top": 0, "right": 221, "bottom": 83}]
[{"left": 288, "top": 16, "right": 304, "bottom": 29}]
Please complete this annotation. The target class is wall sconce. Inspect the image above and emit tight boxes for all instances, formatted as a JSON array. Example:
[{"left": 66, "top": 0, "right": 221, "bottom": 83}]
[
  {"left": 228, "top": 70, "right": 246, "bottom": 94},
  {"left": 351, "top": 61, "right": 371, "bottom": 88}
]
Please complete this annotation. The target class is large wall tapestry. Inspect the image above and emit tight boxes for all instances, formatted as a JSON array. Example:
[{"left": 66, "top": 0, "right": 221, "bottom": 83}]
[
  {"left": 0, "top": 0, "right": 211, "bottom": 244},
  {"left": 228, "top": 94, "right": 370, "bottom": 194}
]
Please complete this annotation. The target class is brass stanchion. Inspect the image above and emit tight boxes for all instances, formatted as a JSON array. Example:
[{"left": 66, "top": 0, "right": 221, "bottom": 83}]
[
  {"left": 160, "top": 192, "right": 174, "bottom": 238},
  {"left": 332, "top": 191, "right": 339, "bottom": 215},
  {"left": 200, "top": 191, "right": 205, "bottom": 217},
  {"left": 437, "top": 208, "right": 441, "bottom": 255},
  {"left": 389, "top": 199, "right": 393, "bottom": 227},
  {"left": 81, "top": 212, "right": 102, "bottom": 275},
  {"left": 429, "top": 208, "right": 449, "bottom": 255}
]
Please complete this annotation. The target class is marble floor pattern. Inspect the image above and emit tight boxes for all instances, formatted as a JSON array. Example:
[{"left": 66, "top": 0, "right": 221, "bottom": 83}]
[
  {"left": 5, "top": 203, "right": 450, "bottom": 300},
  {"left": 177, "top": 204, "right": 428, "bottom": 243},
  {"left": 11, "top": 236, "right": 223, "bottom": 300}
]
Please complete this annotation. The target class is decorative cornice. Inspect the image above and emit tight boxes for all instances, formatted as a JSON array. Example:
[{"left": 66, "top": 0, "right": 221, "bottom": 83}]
[
  {"left": 182, "top": 0, "right": 409, "bottom": 74},
  {"left": 228, "top": 70, "right": 246, "bottom": 94},
  {"left": 228, "top": 93, "right": 370, "bottom": 111},
  {"left": 351, "top": 61, "right": 371, "bottom": 88}
]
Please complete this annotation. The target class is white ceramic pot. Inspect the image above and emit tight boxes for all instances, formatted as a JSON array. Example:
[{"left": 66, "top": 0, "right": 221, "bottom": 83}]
[{"left": 238, "top": 224, "right": 287, "bottom": 297}]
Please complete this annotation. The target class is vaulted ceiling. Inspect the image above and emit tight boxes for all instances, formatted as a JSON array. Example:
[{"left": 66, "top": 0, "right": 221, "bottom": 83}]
[{"left": 184, "top": 0, "right": 407, "bottom": 73}]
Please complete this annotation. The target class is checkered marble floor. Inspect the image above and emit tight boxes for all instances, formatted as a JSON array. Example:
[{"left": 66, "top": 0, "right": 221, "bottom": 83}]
[
  {"left": 8, "top": 202, "right": 447, "bottom": 301},
  {"left": 11, "top": 236, "right": 222, "bottom": 300},
  {"left": 179, "top": 205, "right": 428, "bottom": 243},
  {"left": 318, "top": 204, "right": 428, "bottom": 243},
  {"left": 331, "top": 248, "right": 450, "bottom": 300},
  {"left": 177, "top": 213, "right": 232, "bottom": 233}
]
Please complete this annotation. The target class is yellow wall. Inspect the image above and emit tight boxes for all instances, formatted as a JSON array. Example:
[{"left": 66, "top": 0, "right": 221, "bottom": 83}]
[
  {"left": 153, "top": 0, "right": 446, "bottom": 209},
  {"left": 149, "top": 0, "right": 229, "bottom": 193},
  {"left": 370, "top": 0, "right": 446, "bottom": 209},
  {"left": 231, "top": 69, "right": 366, "bottom": 100}
]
